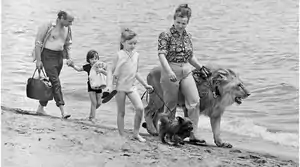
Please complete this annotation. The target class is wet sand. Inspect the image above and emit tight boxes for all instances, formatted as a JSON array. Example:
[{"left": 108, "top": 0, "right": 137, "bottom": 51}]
[{"left": 2, "top": 106, "right": 298, "bottom": 167}]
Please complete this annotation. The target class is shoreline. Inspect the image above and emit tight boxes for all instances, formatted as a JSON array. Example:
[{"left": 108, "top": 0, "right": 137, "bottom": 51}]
[
  {"left": 191, "top": 125, "right": 299, "bottom": 162},
  {"left": 2, "top": 106, "right": 298, "bottom": 167}
]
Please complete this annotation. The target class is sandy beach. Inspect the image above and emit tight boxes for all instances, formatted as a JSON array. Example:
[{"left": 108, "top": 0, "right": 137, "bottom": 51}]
[
  {"left": 2, "top": 106, "right": 298, "bottom": 167},
  {"left": 2, "top": 0, "right": 299, "bottom": 166}
]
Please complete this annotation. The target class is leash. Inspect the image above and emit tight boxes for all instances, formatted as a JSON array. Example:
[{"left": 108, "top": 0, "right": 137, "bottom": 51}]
[
  {"left": 193, "top": 67, "right": 218, "bottom": 98},
  {"left": 151, "top": 89, "right": 174, "bottom": 113},
  {"left": 205, "top": 77, "right": 218, "bottom": 98},
  {"left": 140, "top": 88, "right": 173, "bottom": 113},
  {"left": 141, "top": 90, "right": 148, "bottom": 100}
]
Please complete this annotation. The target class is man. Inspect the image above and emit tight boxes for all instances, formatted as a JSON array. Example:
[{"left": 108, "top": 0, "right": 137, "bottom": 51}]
[{"left": 33, "top": 11, "right": 74, "bottom": 119}]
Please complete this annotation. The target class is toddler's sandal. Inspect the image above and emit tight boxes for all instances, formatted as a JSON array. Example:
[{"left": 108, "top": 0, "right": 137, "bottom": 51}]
[
  {"left": 102, "top": 90, "right": 118, "bottom": 103},
  {"left": 101, "top": 91, "right": 110, "bottom": 99}
]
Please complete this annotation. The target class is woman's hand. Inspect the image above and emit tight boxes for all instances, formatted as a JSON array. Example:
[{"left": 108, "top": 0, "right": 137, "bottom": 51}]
[
  {"left": 144, "top": 84, "right": 153, "bottom": 92},
  {"left": 168, "top": 71, "right": 177, "bottom": 82}
]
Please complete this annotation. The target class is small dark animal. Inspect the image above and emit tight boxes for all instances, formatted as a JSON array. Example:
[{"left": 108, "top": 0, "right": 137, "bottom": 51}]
[{"left": 159, "top": 114, "right": 193, "bottom": 146}]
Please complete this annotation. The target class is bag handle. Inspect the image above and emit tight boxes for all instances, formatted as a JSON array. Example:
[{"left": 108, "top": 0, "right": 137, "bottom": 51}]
[{"left": 32, "top": 68, "right": 47, "bottom": 79}]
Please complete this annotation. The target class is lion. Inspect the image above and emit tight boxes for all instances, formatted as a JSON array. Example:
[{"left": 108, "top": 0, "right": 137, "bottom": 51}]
[{"left": 142, "top": 66, "right": 250, "bottom": 148}]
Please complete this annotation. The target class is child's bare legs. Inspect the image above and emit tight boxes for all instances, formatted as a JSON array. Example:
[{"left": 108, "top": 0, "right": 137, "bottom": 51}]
[
  {"left": 127, "top": 90, "right": 146, "bottom": 142},
  {"left": 88, "top": 92, "right": 97, "bottom": 121},
  {"left": 115, "top": 91, "right": 126, "bottom": 136},
  {"left": 96, "top": 92, "right": 102, "bottom": 109}
]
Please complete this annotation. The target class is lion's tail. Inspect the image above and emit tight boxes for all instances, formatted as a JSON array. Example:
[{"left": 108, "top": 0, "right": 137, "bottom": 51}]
[{"left": 142, "top": 122, "right": 147, "bottom": 129}]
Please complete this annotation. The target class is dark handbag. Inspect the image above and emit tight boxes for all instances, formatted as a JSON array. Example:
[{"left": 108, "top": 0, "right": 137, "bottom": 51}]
[{"left": 26, "top": 68, "right": 53, "bottom": 101}]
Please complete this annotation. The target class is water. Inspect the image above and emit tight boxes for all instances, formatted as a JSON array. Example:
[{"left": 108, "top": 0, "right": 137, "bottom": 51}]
[{"left": 1, "top": 0, "right": 298, "bottom": 159}]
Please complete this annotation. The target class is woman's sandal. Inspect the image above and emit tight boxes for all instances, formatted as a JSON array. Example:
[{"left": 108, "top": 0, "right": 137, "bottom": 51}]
[{"left": 102, "top": 90, "right": 118, "bottom": 103}]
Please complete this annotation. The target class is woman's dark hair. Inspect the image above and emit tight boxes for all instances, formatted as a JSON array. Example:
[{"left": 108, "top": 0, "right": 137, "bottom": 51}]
[
  {"left": 86, "top": 50, "right": 99, "bottom": 63},
  {"left": 173, "top": 4, "right": 192, "bottom": 21},
  {"left": 120, "top": 28, "right": 137, "bottom": 50}
]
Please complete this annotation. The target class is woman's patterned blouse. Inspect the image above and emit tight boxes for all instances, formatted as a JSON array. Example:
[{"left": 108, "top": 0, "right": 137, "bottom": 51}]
[{"left": 158, "top": 25, "right": 193, "bottom": 63}]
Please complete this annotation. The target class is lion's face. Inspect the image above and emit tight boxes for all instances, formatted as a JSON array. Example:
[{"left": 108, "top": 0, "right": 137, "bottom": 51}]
[{"left": 212, "top": 69, "right": 250, "bottom": 105}]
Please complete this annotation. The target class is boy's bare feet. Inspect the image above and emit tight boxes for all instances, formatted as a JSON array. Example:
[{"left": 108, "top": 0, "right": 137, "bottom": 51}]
[
  {"left": 88, "top": 117, "right": 96, "bottom": 123},
  {"left": 36, "top": 105, "right": 47, "bottom": 115},
  {"left": 59, "top": 105, "right": 71, "bottom": 119}
]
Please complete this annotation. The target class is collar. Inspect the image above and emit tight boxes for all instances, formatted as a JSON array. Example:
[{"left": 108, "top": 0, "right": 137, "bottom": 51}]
[
  {"left": 213, "top": 85, "right": 221, "bottom": 98},
  {"left": 207, "top": 78, "right": 221, "bottom": 99},
  {"left": 170, "top": 25, "right": 187, "bottom": 38}
]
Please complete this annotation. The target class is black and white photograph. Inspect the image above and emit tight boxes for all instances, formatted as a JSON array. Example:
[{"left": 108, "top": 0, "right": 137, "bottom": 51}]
[{"left": 1, "top": 0, "right": 299, "bottom": 166}]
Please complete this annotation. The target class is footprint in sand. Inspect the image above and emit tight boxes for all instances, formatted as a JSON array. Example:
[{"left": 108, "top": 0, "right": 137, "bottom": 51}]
[
  {"left": 4, "top": 142, "right": 15, "bottom": 147},
  {"left": 230, "top": 149, "right": 242, "bottom": 153},
  {"left": 94, "top": 129, "right": 104, "bottom": 134},
  {"left": 14, "top": 129, "right": 27, "bottom": 134},
  {"left": 204, "top": 149, "right": 211, "bottom": 153}
]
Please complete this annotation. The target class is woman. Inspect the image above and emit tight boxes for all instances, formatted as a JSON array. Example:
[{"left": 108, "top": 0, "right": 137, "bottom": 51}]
[{"left": 158, "top": 4, "right": 205, "bottom": 143}]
